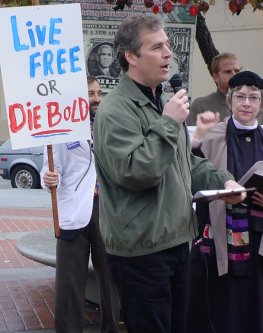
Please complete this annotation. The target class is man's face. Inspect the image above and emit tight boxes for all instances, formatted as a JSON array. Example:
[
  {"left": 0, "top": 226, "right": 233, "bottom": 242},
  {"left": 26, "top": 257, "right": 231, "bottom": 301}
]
[
  {"left": 212, "top": 58, "right": 241, "bottom": 95},
  {"left": 128, "top": 28, "right": 172, "bottom": 89},
  {"left": 98, "top": 46, "right": 114, "bottom": 68},
  {"left": 88, "top": 80, "right": 102, "bottom": 118}
]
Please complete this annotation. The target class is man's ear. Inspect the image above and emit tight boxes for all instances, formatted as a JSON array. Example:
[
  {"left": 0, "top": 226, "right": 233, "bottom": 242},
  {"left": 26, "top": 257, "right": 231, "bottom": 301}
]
[
  {"left": 212, "top": 73, "right": 219, "bottom": 87},
  {"left": 125, "top": 50, "right": 137, "bottom": 66}
]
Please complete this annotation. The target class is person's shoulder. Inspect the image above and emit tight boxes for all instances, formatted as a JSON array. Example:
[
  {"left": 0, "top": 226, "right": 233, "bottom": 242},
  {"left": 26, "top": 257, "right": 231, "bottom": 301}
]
[
  {"left": 97, "top": 86, "right": 123, "bottom": 114},
  {"left": 190, "top": 96, "right": 207, "bottom": 113},
  {"left": 98, "top": 79, "right": 143, "bottom": 119},
  {"left": 191, "top": 91, "right": 225, "bottom": 111},
  {"left": 188, "top": 95, "right": 209, "bottom": 125},
  {"left": 192, "top": 92, "right": 217, "bottom": 105},
  {"left": 52, "top": 142, "right": 66, "bottom": 151},
  {"left": 53, "top": 142, "right": 80, "bottom": 154},
  {"left": 101, "top": 75, "right": 134, "bottom": 102},
  {"left": 188, "top": 91, "right": 225, "bottom": 125}
]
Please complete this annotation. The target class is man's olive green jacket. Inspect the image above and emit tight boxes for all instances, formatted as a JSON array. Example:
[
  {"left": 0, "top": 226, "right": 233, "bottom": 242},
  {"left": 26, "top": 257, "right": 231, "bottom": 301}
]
[{"left": 93, "top": 74, "right": 233, "bottom": 257}]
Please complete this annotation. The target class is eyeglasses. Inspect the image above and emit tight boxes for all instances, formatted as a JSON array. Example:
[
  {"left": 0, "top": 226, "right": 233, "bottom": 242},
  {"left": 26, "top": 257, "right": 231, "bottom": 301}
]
[{"left": 232, "top": 95, "right": 262, "bottom": 104}]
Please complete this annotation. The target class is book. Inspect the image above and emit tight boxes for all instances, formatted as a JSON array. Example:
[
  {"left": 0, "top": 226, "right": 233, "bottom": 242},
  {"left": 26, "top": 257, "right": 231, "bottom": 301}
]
[
  {"left": 238, "top": 161, "right": 263, "bottom": 192},
  {"left": 238, "top": 161, "right": 263, "bottom": 204},
  {"left": 192, "top": 187, "right": 256, "bottom": 203}
]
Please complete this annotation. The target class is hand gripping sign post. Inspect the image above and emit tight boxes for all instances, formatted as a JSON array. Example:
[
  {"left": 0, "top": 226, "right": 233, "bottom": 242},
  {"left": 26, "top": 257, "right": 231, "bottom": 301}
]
[{"left": 0, "top": 3, "right": 91, "bottom": 238}]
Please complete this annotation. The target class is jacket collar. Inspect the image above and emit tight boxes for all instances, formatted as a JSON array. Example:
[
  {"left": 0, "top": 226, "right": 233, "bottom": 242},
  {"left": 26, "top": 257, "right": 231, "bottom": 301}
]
[{"left": 118, "top": 74, "right": 168, "bottom": 111}]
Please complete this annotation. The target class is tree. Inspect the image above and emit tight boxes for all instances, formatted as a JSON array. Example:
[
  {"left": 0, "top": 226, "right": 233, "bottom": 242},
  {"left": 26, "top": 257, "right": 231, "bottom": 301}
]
[
  {"left": 106, "top": 0, "right": 263, "bottom": 16},
  {"left": 195, "top": 12, "right": 219, "bottom": 75}
]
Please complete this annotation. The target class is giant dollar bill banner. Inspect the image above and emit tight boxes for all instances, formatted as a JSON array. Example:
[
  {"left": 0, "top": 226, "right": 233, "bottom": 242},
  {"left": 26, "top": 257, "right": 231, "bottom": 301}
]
[
  {"left": 0, "top": 3, "right": 91, "bottom": 149},
  {"left": 79, "top": 0, "right": 196, "bottom": 98},
  {"left": 53, "top": 0, "right": 196, "bottom": 97}
]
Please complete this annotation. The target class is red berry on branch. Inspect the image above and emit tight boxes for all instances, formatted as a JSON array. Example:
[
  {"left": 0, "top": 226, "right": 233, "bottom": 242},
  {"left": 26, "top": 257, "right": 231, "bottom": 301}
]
[
  {"left": 144, "top": 0, "right": 154, "bottom": 8},
  {"left": 162, "top": 0, "right": 173, "bottom": 12},
  {"left": 180, "top": 0, "right": 189, "bottom": 7},
  {"left": 152, "top": 4, "right": 160, "bottom": 13},
  {"left": 189, "top": 4, "right": 198, "bottom": 15},
  {"left": 228, "top": 0, "right": 238, "bottom": 14}
]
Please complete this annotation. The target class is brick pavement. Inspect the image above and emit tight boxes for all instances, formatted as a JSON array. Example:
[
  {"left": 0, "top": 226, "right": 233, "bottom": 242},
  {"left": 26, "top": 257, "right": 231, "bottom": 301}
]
[
  {"left": 0, "top": 207, "right": 111, "bottom": 333},
  {"left": 0, "top": 187, "right": 126, "bottom": 333},
  {"left": 0, "top": 207, "right": 56, "bottom": 332}
]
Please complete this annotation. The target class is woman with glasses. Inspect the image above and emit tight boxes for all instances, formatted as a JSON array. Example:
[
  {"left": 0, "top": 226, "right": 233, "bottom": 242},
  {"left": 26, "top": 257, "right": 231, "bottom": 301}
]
[{"left": 186, "top": 71, "right": 263, "bottom": 333}]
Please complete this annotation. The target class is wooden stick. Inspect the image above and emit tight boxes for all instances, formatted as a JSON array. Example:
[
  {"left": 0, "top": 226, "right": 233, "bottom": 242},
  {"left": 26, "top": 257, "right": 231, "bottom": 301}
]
[{"left": 47, "top": 144, "right": 60, "bottom": 238}]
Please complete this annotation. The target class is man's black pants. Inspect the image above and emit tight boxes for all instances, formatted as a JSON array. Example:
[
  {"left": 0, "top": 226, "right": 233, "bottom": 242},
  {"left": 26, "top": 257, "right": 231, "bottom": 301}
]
[{"left": 108, "top": 242, "right": 190, "bottom": 333}]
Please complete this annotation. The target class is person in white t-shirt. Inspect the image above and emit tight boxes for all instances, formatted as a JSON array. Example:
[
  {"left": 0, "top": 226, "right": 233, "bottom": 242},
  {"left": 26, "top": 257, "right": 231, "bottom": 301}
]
[{"left": 41, "top": 77, "right": 120, "bottom": 333}]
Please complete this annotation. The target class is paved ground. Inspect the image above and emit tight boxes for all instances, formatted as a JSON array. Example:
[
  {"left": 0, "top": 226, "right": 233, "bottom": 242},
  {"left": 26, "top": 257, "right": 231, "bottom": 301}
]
[{"left": 0, "top": 186, "right": 125, "bottom": 333}]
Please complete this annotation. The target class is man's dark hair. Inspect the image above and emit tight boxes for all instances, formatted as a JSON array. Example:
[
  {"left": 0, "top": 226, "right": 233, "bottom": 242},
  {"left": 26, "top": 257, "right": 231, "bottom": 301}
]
[
  {"left": 113, "top": 14, "right": 164, "bottom": 73},
  {"left": 87, "top": 76, "right": 99, "bottom": 85}
]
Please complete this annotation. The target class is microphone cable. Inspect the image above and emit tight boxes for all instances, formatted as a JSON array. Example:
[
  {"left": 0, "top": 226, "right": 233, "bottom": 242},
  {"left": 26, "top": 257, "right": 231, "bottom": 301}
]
[{"left": 200, "top": 248, "right": 217, "bottom": 333}]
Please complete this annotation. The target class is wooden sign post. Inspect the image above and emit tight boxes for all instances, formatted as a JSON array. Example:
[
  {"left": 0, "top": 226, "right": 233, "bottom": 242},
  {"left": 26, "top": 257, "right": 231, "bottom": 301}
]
[{"left": 47, "top": 144, "right": 60, "bottom": 238}]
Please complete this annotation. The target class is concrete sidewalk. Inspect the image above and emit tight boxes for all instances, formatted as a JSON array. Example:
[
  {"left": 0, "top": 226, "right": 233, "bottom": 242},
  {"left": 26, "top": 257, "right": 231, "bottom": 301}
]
[
  {"left": 0, "top": 189, "right": 51, "bottom": 209},
  {"left": 0, "top": 188, "right": 117, "bottom": 333}
]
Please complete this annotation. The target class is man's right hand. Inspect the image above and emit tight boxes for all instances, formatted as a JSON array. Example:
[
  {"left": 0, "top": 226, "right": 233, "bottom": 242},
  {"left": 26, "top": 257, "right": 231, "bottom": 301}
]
[
  {"left": 162, "top": 89, "right": 189, "bottom": 124},
  {"left": 43, "top": 170, "right": 59, "bottom": 188}
]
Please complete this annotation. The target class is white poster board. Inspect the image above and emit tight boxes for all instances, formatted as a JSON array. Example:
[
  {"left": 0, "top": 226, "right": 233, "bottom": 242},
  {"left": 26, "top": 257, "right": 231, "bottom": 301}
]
[{"left": 0, "top": 3, "right": 91, "bottom": 149}]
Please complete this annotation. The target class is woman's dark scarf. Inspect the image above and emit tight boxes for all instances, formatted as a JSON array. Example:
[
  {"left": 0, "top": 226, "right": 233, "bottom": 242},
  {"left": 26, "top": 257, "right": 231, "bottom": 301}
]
[
  {"left": 226, "top": 116, "right": 263, "bottom": 180},
  {"left": 224, "top": 116, "right": 263, "bottom": 276}
]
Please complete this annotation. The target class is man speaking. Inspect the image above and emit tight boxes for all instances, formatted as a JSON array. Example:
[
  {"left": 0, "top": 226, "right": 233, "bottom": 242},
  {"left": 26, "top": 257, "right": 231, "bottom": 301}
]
[{"left": 93, "top": 14, "right": 246, "bottom": 333}]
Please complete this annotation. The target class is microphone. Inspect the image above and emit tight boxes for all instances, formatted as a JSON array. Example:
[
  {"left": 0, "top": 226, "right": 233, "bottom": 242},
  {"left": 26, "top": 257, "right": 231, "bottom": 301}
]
[
  {"left": 169, "top": 73, "right": 183, "bottom": 94},
  {"left": 169, "top": 73, "right": 189, "bottom": 131}
]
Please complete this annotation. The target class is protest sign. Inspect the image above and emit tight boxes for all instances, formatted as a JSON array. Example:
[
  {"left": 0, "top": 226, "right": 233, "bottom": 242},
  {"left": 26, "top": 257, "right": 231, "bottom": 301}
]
[{"left": 0, "top": 3, "right": 90, "bottom": 149}]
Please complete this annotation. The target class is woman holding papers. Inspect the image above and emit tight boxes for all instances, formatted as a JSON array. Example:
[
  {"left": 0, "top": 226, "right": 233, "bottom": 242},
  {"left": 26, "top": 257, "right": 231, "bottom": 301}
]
[{"left": 186, "top": 71, "right": 263, "bottom": 333}]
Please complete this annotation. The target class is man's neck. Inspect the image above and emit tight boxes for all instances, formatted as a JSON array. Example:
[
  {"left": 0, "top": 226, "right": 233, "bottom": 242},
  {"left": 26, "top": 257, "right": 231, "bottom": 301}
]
[
  {"left": 217, "top": 87, "right": 228, "bottom": 96},
  {"left": 132, "top": 79, "right": 163, "bottom": 113},
  {"left": 126, "top": 72, "right": 156, "bottom": 96}
]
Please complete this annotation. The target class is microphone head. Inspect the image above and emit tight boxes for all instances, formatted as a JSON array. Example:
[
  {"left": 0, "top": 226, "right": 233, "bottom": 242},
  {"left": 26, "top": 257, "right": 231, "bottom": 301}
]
[{"left": 170, "top": 74, "right": 183, "bottom": 93}]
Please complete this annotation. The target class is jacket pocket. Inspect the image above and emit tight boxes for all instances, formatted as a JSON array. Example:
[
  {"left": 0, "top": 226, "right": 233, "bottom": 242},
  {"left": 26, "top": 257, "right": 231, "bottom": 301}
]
[{"left": 116, "top": 191, "right": 149, "bottom": 229}]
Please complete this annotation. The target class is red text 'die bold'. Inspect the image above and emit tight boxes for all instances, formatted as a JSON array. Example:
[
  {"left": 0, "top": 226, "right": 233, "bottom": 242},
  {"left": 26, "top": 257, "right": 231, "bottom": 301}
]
[{"left": 8, "top": 97, "right": 89, "bottom": 134}]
